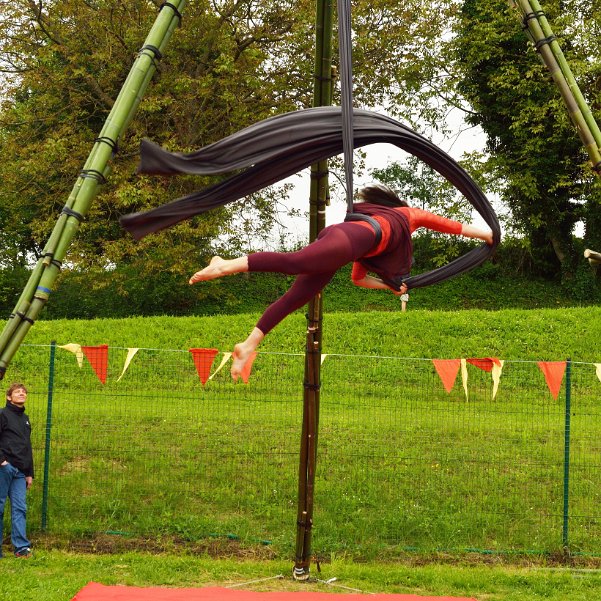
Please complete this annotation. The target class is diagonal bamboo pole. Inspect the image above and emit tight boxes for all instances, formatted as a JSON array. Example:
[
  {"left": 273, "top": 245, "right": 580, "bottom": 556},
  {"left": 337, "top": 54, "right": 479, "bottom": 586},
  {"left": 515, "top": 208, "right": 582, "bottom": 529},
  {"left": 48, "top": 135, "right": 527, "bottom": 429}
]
[
  {"left": 293, "top": 0, "right": 333, "bottom": 581},
  {"left": 0, "top": 1, "right": 187, "bottom": 379},
  {"left": 511, "top": 0, "right": 601, "bottom": 172},
  {"left": 584, "top": 248, "right": 601, "bottom": 265}
]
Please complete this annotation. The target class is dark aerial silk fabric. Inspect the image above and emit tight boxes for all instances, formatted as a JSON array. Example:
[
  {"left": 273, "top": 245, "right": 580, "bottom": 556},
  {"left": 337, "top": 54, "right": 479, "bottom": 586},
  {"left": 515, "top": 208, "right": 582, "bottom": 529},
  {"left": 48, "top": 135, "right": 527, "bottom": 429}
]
[{"left": 120, "top": 107, "right": 500, "bottom": 290}]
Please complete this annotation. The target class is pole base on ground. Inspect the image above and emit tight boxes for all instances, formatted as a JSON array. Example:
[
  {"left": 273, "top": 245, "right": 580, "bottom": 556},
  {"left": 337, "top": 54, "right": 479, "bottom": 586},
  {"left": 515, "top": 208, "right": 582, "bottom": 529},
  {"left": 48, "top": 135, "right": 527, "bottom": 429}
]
[{"left": 292, "top": 566, "right": 310, "bottom": 581}]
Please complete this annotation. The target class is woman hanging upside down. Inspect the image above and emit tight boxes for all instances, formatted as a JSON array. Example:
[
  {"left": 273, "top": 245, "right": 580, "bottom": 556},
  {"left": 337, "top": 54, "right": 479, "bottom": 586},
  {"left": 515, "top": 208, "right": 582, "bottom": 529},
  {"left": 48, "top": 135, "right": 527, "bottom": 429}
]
[{"left": 189, "top": 185, "right": 494, "bottom": 380}]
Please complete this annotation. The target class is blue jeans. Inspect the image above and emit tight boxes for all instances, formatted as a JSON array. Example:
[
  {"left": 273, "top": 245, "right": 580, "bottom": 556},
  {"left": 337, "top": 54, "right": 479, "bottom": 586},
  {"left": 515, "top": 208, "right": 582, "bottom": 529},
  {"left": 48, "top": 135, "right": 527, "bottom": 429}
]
[{"left": 0, "top": 463, "right": 31, "bottom": 555}]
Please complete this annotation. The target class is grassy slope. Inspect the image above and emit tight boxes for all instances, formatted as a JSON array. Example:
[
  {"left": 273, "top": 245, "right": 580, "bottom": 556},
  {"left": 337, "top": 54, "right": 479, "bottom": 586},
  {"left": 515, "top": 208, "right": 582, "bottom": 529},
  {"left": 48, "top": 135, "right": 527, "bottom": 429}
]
[{"left": 25, "top": 306, "right": 601, "bottom": 362}]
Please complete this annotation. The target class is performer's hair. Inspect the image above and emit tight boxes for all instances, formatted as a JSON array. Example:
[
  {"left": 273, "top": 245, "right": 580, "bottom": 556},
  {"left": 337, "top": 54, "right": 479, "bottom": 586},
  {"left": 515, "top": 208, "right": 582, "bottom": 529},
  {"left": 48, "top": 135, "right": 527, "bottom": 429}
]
[{"left": 357, "top": 184, "right": 409, "bottom": 208}]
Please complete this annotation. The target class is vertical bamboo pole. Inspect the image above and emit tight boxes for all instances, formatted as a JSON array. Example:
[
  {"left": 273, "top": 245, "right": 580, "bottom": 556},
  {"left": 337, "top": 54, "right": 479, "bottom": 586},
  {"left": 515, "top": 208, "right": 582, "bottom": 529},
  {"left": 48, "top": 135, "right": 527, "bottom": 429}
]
[
  {"left": 293, "top": 0, "right": 333, "bottom": 581},
  {"left": 0, "top": 1, "right": 187, "bottom": 379}
]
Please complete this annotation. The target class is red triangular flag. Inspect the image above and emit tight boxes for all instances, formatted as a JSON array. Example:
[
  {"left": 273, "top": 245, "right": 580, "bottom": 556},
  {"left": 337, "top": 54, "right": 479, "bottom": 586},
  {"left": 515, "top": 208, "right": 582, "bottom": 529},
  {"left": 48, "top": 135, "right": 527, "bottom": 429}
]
[
  {"left": 466, "top": 357, "right": 501, "bottom": 372},
  {"left": 189, "top": 348, "right": 219, "bottom": 385},
  {"left": 538, "top": 361, "right": 567, "bottom": 400},
  {"left": 81, "top": 345, "right": 109, "bottom": 384},
  {"left": 433, "top": 359, "right": 461, "bottom": 393},
  {"left": 240, "top": 352, "right": 258, "bottom": 384}
]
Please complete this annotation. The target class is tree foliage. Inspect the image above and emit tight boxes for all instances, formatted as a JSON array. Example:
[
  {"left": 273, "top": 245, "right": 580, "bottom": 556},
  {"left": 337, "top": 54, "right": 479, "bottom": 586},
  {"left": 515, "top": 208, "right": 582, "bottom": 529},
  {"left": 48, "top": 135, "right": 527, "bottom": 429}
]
[
  {"left": 0, "top": 0, "right": 318, "bottom": 279},
  {"left": 0, "top": 0, "right": 455, "bottom": 282},
  {"left": 5, "top": 0, "right": 600, "bottom": 302},
  {"left": 452, "top": 0, "right": 601, "bottom": 279}
]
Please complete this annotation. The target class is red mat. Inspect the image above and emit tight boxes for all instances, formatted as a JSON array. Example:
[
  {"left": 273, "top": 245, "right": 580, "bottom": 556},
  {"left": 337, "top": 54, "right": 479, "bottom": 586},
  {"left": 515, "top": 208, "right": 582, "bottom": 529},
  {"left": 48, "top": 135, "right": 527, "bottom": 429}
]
[{"left": 72, "top": 582, "right": 478, "bottom": 601}]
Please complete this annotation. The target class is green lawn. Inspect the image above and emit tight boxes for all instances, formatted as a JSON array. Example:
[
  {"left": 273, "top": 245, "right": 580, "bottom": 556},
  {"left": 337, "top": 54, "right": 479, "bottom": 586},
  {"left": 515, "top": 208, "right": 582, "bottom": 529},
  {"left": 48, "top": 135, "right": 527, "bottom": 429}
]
[{"left": 1, "top": 553, "right": 600, "bottom": 601}]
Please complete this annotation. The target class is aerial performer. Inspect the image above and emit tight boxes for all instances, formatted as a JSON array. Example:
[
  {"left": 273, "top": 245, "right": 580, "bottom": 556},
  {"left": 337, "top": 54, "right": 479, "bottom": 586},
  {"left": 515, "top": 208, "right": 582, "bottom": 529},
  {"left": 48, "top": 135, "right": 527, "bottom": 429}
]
[
  {"left": 188, "top": 184, "right": 494, "bottom": 380},
  {"left": 120, "top": 107, "right": 500, "bottom": 380}
]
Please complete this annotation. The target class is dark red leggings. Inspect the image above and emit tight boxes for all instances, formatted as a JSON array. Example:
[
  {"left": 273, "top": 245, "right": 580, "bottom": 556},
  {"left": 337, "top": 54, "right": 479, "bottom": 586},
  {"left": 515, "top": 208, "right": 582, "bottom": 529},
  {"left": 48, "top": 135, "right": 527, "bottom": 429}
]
[{"left": 248, "top": 222, "right": 376, "bottom": 334}]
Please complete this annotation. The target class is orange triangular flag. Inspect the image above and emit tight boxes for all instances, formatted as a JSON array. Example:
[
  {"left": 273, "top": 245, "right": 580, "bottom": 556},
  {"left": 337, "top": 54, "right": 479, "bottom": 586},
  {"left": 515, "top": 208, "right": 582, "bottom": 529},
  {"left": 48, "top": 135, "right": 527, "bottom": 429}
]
[
  {"left": 538, "top": 361, "right": 567, "bottom": 400},
  {"left": 433, "top": 359, "right": 461, "bottom": 393},
  {"left": 81, "top": 345, "right": 109, "bottom": 384},
  {"left": 189, "top": 348, "right": 219, "bottom": 385},
  {"left": 240, "top": 352, "right": 258, "bottom": 384},
  {"left": 466, "top": 357, "right": 501, "bottom": 372}
]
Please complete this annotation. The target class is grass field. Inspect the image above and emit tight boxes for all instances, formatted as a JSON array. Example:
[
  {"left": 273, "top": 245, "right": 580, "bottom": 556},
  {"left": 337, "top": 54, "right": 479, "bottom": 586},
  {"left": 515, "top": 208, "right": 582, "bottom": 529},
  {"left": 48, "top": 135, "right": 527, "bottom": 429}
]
[
  {"left": 1, "top": 307, "right": 600, "bottom": 600},
  {"left": 1, "top": 307, "right": 599, "bottom": 562},
  {"left": 1, "top": 552, "right": 601, "bottom": 601}
]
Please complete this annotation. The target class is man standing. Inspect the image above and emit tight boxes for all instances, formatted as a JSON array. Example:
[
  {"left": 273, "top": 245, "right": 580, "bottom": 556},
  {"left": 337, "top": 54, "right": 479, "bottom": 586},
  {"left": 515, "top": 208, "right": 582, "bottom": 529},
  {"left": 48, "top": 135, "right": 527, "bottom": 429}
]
[{"left": 0, "top": 383, "right": 33, "bottom": 558}]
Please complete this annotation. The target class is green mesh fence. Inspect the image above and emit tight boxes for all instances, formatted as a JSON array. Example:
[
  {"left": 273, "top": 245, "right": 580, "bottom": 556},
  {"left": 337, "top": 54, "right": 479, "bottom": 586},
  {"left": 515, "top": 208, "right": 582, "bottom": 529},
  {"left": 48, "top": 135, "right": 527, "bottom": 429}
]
[{"left": 4, "top": 344, "right": 600, "bottom": 557}]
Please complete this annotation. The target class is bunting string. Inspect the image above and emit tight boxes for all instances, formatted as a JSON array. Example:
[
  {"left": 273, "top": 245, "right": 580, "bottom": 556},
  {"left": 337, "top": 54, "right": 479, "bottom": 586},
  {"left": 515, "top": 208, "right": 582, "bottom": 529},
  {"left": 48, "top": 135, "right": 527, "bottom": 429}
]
[{"left": 52, "top": 345, "right": 600, "bottom": 394}]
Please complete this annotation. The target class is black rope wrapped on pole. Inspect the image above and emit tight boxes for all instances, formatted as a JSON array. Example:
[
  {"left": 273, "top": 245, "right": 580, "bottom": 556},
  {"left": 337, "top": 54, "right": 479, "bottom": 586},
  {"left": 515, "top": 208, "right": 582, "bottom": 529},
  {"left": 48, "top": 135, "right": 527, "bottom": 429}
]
[
  {"left": 0, "top": 0, "right": 187, "bottom": 380},
  {"left": 121, "top": 107, "right": 501, "bottom": 290}
]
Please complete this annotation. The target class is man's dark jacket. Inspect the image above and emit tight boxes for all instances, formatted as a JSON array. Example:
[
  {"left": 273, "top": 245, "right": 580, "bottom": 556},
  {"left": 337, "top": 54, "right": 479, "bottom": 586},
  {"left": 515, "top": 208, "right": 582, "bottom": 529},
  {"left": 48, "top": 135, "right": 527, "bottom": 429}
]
[{"left": 0, "top": 402, "right": 34, "bottom": 478}]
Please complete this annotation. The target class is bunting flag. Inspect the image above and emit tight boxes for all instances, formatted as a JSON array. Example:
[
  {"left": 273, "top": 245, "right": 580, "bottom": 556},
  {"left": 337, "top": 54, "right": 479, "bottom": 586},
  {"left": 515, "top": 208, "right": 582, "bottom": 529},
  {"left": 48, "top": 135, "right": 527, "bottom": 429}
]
[
  {"left": 538, "top": 361, "right": 567, "bottom": 400},
  {"left": 240, "top": 352, "right": 258, "bottom": 384},
  {"left": 81, "top": 345, "right": 109, "bottom": 384},
  {"left": 433, "top": 359, "right": 461, "bottom": 393},
  {"left": 207, "top": 352, "right": 232, "bottom": 381},
  {"left": 595, "top": 363, "right": 601, "bottom": 384},
  {"left": 58, "top": 343, "right": 84, "bottom": 368},
  {"left": 461, "top": 358, "right": 469, "bottom": 401},
  {"left": 117, "top": 348, "right": 139, "bottom": 382},
  {"left": 491, "top": 360, "right": 505, "bottom": 400},
  {"left": 466, "top": 357, "right": 501, "bottom": 372},
  {"left": 467, "top": 357, "right": 503, "bottom": 400},
  {"left": 189, "top": 348, "right": 219, "bottom": 385}
]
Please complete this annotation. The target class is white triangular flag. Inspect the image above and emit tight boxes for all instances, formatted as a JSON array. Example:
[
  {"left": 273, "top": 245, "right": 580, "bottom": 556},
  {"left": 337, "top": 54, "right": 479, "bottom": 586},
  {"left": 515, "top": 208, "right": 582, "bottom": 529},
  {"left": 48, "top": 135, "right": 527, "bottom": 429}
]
[
  {"left": 117, "top": 348, "right": 139, "bottom": 382},
  {"left": 58, "top": 343, "right": 84, "bottom": 368},
  {"left": 491, "top": 360, "right": 505, "bottom": 400},
  {"left": 208, "top": 352, "right": 233, "bottom": 381}
]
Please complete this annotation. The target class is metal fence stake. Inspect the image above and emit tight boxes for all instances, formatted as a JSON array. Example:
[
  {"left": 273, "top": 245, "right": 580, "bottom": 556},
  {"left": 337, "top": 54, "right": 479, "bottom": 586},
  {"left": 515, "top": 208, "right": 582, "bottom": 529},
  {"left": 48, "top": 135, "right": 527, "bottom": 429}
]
[
  {"left": 562, "top": 357, "right": 572, "bottom": 551},
  {"left": 41, "top": 340, "right": 57, "bottom": 530}
]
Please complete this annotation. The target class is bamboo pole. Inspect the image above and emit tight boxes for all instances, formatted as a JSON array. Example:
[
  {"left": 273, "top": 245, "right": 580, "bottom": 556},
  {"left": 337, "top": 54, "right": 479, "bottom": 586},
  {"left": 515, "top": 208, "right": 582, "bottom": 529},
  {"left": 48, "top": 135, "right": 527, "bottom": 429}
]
[
  {"left": 0, "top": 1, "right": 186, "bottom": 379},
  {"left": 511, "top": 0, "right": 601, "bottom": 172},
  {"left": 584, "top": 249, "right": 601, "bottom": 265},
  {"left": 293, "top": 0, "right": 333, "bottom": 581}
]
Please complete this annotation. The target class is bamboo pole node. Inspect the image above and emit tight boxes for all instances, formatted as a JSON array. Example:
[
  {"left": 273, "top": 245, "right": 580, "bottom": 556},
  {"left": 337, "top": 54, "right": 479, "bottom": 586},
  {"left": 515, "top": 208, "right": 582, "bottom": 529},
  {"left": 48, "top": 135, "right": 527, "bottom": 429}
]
[
  {"left": 160, "top": 2, "right": 183, "bottom": 21},
  {"left": 94, "top": 136, "right": 119, "bottom": 155},
  {"left": 61, "top": 206, "right": 85, "bottom": 222}
]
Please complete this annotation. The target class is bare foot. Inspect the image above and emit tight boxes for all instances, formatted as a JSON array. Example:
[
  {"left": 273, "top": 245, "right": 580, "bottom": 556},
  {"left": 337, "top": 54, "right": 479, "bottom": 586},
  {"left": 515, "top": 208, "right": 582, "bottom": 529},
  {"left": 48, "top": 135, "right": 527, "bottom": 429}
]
[
  {"left": 231, "top": 343, "right": 252, "bottom": 381},
  {"left": 229, "top": 328, "right": 264, "bottom": 381},
  {"left": 189, "top": 256, "right": 228, "bottom": 284}
]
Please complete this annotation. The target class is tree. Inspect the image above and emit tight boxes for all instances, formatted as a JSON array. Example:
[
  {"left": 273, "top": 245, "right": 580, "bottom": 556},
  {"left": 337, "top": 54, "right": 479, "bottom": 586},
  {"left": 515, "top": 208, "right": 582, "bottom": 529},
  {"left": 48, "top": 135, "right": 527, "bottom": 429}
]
[
  {"left": 0, "top": 1, "right": 315, "bottom": 276},
  {"left": 0, "top": 0, "right": 458, "bottom": 285},
  {"left": 452, "top": 0, "right": 601, "bottom": 279}
]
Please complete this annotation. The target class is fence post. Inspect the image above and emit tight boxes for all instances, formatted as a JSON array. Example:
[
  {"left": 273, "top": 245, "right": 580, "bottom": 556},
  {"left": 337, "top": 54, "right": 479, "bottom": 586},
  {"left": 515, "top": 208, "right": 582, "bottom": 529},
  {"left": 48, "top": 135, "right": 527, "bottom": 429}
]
[
  {"left": 41, "top": 340, "right": 57, "bottom": 530},
  {"left": 562, "top": 357, "right": 572, "bottom": 550}
]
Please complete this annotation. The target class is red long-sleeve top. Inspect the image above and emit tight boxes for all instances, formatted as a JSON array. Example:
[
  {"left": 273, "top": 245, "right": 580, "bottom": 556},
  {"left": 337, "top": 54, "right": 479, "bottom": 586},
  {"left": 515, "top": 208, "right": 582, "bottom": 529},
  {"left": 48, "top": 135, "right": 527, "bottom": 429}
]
[{"left": 350, "top": 206, "right": 463, "bottom": 284}]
